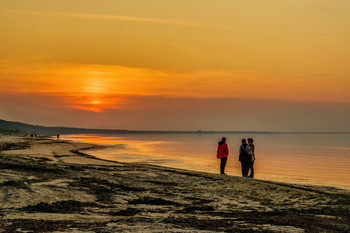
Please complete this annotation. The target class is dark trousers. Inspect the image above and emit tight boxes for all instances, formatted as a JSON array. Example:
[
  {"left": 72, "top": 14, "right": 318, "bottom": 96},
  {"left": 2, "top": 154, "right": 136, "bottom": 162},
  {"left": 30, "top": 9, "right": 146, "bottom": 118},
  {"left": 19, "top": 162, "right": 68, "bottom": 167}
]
[
  {"left": 241, "top": 161, "right": 251, "bottom": 177},
  {"left": 220, "top": 157, "right": 227, "bottom": 174},
  {"left": 249, "top": 161, "right": 254, "bottom": 178}
]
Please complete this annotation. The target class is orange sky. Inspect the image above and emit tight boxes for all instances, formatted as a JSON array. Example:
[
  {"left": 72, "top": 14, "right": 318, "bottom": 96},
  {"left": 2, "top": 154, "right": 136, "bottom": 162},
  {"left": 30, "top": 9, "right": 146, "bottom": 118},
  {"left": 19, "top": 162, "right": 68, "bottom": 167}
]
[{"left": 1, "top": 0, "right": 350, "bottom": 131}]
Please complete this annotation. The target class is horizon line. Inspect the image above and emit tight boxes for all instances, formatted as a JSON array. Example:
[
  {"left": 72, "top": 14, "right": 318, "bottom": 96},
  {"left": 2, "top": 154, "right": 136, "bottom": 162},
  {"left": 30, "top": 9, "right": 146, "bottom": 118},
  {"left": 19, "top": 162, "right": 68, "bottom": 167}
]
[{"left": 1, "top": 119, "right": 350, "bottom": 135}]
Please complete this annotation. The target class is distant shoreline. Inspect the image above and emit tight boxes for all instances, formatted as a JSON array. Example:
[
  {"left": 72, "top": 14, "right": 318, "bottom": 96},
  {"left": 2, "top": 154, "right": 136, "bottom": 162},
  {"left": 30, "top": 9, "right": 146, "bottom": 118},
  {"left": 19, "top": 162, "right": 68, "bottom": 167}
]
[
  {"left": 2, "top": 118, "right": 350, "bottom": 136},
  {"left": 64, "top": 131, "right": 350, "bottom": 135}
]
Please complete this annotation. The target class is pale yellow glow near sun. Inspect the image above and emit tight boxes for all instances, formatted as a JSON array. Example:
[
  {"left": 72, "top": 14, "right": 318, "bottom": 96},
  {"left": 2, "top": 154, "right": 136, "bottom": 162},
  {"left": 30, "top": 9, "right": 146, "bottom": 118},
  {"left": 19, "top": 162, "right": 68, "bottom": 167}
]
[{"left": 91, "top": 100, "right": 101, "bottom": 105}]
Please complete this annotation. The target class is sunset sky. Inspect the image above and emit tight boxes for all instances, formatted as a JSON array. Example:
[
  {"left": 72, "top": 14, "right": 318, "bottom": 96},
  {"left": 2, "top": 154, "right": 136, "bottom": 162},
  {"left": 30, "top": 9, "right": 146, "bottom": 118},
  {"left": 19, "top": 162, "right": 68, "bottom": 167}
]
[{"left": 1, "top": 0, "right": 350, "bottom": 131}]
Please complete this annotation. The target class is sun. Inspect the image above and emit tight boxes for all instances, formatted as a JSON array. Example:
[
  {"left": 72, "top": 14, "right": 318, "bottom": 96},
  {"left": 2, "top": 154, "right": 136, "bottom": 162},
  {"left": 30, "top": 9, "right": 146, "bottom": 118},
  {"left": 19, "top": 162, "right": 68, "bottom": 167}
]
[{"left": 91, "top": 100, "right": 101, "bottom": 105}]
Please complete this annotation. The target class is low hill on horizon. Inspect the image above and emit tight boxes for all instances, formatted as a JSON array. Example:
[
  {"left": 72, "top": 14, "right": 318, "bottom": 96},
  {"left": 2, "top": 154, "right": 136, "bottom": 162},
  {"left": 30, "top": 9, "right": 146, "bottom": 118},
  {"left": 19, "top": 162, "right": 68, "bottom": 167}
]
[
  {"left": 0, "top": 119, "right": 130, "bottom": 136},
  {"left": 1, "top": 119, "right": 349, "bottom": 136}
]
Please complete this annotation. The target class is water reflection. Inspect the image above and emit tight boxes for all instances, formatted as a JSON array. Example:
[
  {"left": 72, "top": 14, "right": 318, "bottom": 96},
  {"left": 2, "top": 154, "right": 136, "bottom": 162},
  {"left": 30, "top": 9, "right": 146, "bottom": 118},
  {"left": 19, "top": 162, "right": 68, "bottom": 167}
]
[{"left": 63, "top": 134, "right": 350, "bottom": 189}]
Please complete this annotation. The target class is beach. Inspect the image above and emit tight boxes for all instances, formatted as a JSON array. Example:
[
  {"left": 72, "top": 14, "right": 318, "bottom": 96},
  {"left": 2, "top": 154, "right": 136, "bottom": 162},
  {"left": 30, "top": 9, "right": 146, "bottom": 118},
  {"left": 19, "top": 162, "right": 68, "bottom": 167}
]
[{"left": 1, "top": 136, "right": 350, "bottom": 232}]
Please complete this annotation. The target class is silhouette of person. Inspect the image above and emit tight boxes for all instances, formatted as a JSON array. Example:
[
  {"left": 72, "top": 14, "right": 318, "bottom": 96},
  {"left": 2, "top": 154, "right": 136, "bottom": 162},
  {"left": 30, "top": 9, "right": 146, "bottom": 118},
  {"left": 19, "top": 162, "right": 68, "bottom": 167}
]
[
  {"left": 217, "top": 137, "right": 229, "bottom": 175},
  {"left": 57, "top": 134, "right": 60, "bottom": 140},
  {"left": 239, "top": 139, "right": 253, "bottom": 177},
  {"left": 248, "top": 138, "right": 255, "bottom": 178}
]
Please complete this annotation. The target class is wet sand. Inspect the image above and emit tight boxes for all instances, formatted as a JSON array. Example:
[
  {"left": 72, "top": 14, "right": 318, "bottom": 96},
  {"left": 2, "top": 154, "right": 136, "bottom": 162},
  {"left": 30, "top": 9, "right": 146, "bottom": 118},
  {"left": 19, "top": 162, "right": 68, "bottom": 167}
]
[{"left": 1, "top": 137, "right": 349, "bottom": 232}]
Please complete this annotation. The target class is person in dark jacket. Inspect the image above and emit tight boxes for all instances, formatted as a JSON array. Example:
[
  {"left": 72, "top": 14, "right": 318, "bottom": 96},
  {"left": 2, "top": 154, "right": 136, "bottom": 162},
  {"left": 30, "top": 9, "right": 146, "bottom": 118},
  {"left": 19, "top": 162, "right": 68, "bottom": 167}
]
[
  {"left": 239, "top": 139, "right": 253, "bottom": 177},
  {"left": 217, "top": 137, "right": 229, "bottom": 175},
  {"left": 248, "top": 138, "right": 255, "bottom": 178}
]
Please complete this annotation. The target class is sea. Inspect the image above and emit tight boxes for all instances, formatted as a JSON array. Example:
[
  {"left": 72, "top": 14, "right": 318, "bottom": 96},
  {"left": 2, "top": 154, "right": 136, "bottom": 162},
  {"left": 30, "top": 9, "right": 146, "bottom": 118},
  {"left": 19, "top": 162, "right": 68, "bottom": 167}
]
[{"left": 62, "top": 133, "right": 350, "bottom": 190}]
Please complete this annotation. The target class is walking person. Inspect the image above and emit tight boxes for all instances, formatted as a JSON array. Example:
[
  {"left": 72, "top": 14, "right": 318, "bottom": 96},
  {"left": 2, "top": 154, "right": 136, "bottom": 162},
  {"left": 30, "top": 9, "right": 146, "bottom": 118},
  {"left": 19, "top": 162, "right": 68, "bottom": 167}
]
[
  {"left": 248, "top": 138, "right": 255, "bottom": 178},
  {"left": 217, "top": 137, "right": 229, "bottom": 175},
  {"left": 239, "top": 139, "right": 253, "bottom": 177}
]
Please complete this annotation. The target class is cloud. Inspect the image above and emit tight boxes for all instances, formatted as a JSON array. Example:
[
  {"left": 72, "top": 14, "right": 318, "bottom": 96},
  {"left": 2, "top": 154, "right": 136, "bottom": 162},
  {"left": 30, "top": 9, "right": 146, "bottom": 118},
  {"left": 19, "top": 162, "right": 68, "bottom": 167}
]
[
  {"left": 1, "top": 61, "right": 350, "bottom": 114},
  {"left": 1, "top": 9, "right": 286, "bottom": 34},
  {"left": 304, "top": 3, "right": 342, "bottom": 15},
  {"left": 1, "top": 92, "right": 350, "bottom": 131},
  {"left": 0, "top": 9, "right": 230, "bottom": 30}
]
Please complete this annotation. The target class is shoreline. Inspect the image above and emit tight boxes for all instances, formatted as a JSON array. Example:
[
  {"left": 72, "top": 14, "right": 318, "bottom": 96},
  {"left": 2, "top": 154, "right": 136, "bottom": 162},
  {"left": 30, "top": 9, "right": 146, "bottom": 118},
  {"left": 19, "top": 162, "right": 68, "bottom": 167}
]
[
  {"left": 1, "top": 136, "right": 350, "bottom": 232},
  {"left": 64, "top": 134, "right": 350, "bottom": 191},
  {"left": 55, "top": 135, "right": 350, "bottom": 193}
]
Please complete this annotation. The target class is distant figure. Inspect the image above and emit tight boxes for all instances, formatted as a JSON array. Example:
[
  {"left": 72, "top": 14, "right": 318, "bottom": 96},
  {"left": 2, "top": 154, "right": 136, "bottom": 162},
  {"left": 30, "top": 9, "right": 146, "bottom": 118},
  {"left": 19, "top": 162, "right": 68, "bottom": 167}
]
[
  {"left": 57, "top": 134, "right": 60, "bottom": 140},
  {"left": 248, "top": 138, "right": 255, "bottom": 178},
  {"left": 217, "top": 137, "right": 229, "bottom": 175},
  {"left": 31, "top": 134, "right": 33, "bottom": 138},
  {"left": 239, "top": 139, "right": 253, "bottom": 177}
]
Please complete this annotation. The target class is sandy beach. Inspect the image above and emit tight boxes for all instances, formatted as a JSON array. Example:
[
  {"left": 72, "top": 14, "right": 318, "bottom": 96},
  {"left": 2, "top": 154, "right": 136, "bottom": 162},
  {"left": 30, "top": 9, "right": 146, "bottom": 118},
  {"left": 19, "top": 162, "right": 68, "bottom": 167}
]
[{"left": 1, "top": 136, "right": 349, "bottom": 233}]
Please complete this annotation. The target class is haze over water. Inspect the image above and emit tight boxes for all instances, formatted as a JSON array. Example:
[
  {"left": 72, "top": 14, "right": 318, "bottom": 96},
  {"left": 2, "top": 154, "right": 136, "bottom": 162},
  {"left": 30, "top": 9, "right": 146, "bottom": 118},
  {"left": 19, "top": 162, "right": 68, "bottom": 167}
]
[{"left": 63, "top": 133, "right": 350, "bottom": 190}]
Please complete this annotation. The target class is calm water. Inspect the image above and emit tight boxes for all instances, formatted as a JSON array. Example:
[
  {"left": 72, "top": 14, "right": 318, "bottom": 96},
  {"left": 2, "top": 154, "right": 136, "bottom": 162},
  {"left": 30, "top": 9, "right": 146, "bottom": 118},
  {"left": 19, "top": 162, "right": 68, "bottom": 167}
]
[{"left": 62, "top": 134, "right": 350, "bottom": 189}]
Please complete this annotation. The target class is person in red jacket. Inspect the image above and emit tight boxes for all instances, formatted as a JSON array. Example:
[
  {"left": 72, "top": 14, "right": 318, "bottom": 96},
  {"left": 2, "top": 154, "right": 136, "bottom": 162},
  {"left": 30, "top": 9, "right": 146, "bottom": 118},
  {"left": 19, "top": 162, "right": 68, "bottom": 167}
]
[{"left": 217, "top": 137, "right": 229, "bottom": 175}]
